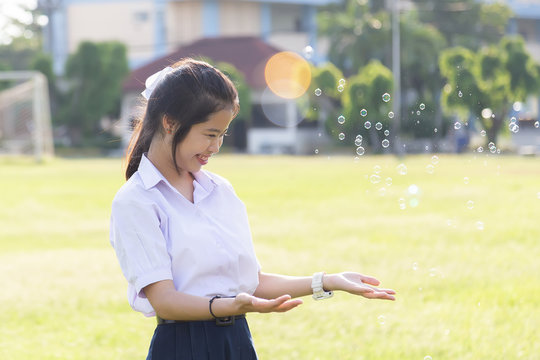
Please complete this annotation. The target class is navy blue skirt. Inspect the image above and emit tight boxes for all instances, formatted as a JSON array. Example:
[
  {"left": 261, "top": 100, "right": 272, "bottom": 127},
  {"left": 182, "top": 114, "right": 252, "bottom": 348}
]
[{"left": 146, "top": 317, "right": 258, "bottom": 360}]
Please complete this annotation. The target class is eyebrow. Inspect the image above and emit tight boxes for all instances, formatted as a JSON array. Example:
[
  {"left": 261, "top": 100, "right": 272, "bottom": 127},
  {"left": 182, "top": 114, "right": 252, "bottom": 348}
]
[{"left": 205, "top": 128, "right": 228, "bottom": 133}]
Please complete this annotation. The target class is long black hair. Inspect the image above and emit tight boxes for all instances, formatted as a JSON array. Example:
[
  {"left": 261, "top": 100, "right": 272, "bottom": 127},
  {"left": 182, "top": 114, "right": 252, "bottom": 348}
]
[{"left": 125, "top": 58, "right": 239, "bottom": 180}]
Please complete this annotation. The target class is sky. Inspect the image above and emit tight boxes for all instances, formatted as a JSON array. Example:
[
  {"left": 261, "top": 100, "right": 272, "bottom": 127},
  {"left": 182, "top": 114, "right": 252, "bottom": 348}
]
[{"left": 0, "top": 0, "right": 39, "bottom": 44}]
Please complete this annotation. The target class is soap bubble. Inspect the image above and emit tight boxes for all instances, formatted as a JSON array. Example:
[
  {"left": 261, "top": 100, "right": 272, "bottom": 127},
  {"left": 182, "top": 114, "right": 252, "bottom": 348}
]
[
  {"left": 396, "top": 163, "right": 407, "bottom": 175},
  {"left": 454, "top": 122, "right": 462, "bottom": 130},
  {"left": 338, "top": 115, "right": 345, "bottom": 124},
  {"left": 360, "top": 109, "right": 368, "bottom": 117},
  {"left": 364, "top": 121, "right": 372, "bottom": 129},
  {"left": 356, "top": 146, "right": 365, "bottom": 156},
  {"left": 314, "top": 88, "right": 322, "bottom": 96},
  {"left": 388, "top": 111, "right": 394, "bottom": 119},
  {"left": 382, "top": 93, "right": 391, "bottom": 102},
  {"left": 375, "top": 122, "right": 383, "bottom": 130},
  {"left": 382, "top": 139, "right": 390, "bottom": 148},
  {"left": 338, "top": 132, "right": 345, "bottom": 140},
  {"left": 303, "top": 45, "right": 314, "bottom": 59}
]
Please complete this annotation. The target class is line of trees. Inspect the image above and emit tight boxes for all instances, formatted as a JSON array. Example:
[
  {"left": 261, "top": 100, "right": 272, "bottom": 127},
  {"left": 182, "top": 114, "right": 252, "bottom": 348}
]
[{"left": 312, "top": 0, "right": 540, "bottom": 149}]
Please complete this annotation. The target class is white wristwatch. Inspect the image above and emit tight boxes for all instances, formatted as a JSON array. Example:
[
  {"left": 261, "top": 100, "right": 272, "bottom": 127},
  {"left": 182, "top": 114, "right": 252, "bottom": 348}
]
[{"left": 311, "top": 272, "right": 333, "bottom": 300}]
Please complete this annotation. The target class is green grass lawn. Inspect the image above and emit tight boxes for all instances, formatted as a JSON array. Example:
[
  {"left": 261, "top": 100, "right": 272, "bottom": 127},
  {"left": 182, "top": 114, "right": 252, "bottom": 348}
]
[{"left": 1, "top": 154, "right": 539, "bottom": 359}]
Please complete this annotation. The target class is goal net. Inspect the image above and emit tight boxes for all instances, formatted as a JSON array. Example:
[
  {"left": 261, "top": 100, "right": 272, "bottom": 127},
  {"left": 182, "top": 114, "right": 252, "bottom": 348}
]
[{"left": 0, "top": 71, "right": 54, "bottom": 161}]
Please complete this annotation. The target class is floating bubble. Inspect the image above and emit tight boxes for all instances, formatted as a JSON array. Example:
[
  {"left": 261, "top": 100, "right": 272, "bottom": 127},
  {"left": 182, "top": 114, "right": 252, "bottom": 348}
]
[
  {"left": 509, "top": 122, "right": 519, "bottom": 133},
  {"left": 370, "top": 174, "right": 381, "bottom": 184},
  {"left": 396, "top": 163, "right": 407, "bottom": 175},
  {"left": 314, "top": 149, "right": 319, "bottom": 154},
  {"left": 434, "top": 128, "right": 438, "bottom": 133},
  {"left": 382, "top": 93, "right": 391, "bottom": 102},
  {"left": 408, "top": 184, "right": 419, "bottom": 195},
  {"left": 535, "top": 121, "right": 539, "bottom": 128},
  {"left": 510, "top": 116, "right": 517, "bottom": 123},
  {"left": 375, "top": 122, "right": 383, "bottom": 130},
  {"left": 416, "top": 110, "right": 421, "bottom": 116},
  {"left": 476, "top": 221, "right": 484, "bottom": 231},
  {"left": 382, "top": 139, "right": 390, "bottom": 148},
  {"left": 424, "top": 356, "right": 433, "bottom": 360},
  {"left": 337, "top": 85, "right": 344, "bottom": 92},
  {"left": 454, "top": 122, "right": 462, "bottom": 130},
  {"left": 513, "top": 101, "right": 522, "bottom": 112},
  {"left": 384, "top": 129, "right": 390, "bottom": 136},
  {"left": 378, "top": 315, "right": 385, "bottom": 325},
  {"left": 466, "top": 200, "right": 474, "bottom": 210},
  {"left": 373, "top": 165, "right": 382, "bottom": 174},
  {"left": 419, "top": 103, "right": 426, "bottom": 110},
  {"left": 338, "top": 78, "right": 346, "bottom": 86},
  {"left": 537, "top": 192, "right": 540, "bottom": 199},
  {"left": 398, "top": 198, "right": 406, "bottom": 210},
  {"left": 477, "top": 146, "right": 484, "bottom": 153},
  {"left": 364, "top": 121, "right": 372, "bottom": 129},
  {"left": 355, "top": 138, "right": 362, "bottom": 146},
  {"left": 464, "top": 177, "right": 469, "bottom": 184},
  {"left": 338, "top": 115, "right": 345, "bottom": 124},
  {"left": 303, "top": 45, "right": 314, "bottom": 59},
  {"left": 338, "top": 132, "right": 345, "bottom": 140},
  {"left": 378, "top": 187, "right": 386, "bottom": 196},
  {"left": 385, "top": 177, "right": 392, "bottom": 186},
  {"left": 314, "top": 88, "right": 322, "bottom": 96},
  {"left": 426, "top": 164, "right": 435, "bottom": 174},
  {"left": 412, "top": 262, "right": 418, "bottom": 271},
  {"left": 388, "top": 111, "right": 394, "bottom": 119},
  {"left": 458, "top": 90, "right": 463, "bottom": 97},
  {"left": 481, "top": 108, "right": 493, "bottom": 119},
  {"left": 409, "top": 198, "right": 419, "bottom": 207},
  {"left": 480, "top": 130, "right": 486, "bottom": 136},
  {"left": 429, "top": 268, "right": 438, "bottom": 277},
  {"left": 431, "top": 155, "right": 439, "bottom": 165},
  {"left": 356, "top": 146, "right": 365, "bottom": 156},
  {"left": 360, "top": 109, "right": 368, "bottom": 117}
]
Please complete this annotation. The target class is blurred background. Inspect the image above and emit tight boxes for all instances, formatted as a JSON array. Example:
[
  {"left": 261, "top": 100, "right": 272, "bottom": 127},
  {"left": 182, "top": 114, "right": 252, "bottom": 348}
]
[{"left": 1, "top": 0, "right": 540, "bottom": 159}]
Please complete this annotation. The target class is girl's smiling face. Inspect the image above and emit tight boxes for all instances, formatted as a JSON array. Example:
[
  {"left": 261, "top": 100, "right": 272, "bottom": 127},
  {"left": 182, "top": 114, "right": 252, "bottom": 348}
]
[{"left": 174, "top": 108, "right": 233, "bottom": 173}]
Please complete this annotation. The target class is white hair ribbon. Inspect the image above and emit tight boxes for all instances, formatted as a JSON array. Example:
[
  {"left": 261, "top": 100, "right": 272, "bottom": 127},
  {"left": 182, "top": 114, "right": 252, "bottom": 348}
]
[{"left": 141, "top": 66, "right": 175, "bottom": 100}]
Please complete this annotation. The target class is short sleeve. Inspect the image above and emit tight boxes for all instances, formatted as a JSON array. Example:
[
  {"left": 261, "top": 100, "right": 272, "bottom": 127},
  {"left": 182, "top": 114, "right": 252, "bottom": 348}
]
[{"left": 109, "top": 197, "right": 173, "bottom": 315}]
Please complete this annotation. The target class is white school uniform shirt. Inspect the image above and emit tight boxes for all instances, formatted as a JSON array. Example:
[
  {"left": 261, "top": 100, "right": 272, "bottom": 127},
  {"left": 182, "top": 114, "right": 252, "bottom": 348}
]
[{"left": 109, "top": 154, "right": 260, "bottom": 317}]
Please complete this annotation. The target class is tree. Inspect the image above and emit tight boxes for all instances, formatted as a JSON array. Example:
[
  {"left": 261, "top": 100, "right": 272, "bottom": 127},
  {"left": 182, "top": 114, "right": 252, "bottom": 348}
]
[
  {"left": 57, "top": 41, "right": 128, "bottom": 146},
  {"left": 439, "top": 36, "right": 539, "bottom": 146},
  {"left": 339, "top": 60, "right": 393, "bottom": 152},
  {"left": 412, "top": 0, "right": 512, "bottom": 50},
  {"left": 214, "top": 60, "right": 251, "bottom": 151}
]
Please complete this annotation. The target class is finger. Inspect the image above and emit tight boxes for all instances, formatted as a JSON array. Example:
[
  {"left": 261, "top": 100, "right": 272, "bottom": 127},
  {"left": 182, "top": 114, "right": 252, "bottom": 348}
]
[
  {"left": 274, "top": 299, "right": 303, "bottom": 312},
  {"left": 359, "top": 275, "right": 381, "bottom": 286},
  {"left": 363, "top": 291, "right": 396, "bottom": 301}
]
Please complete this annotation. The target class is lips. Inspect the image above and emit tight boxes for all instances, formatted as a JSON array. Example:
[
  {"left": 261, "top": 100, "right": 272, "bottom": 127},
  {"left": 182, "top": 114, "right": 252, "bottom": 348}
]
[{"left": 197, "top": 154, "right": 212, "bottom": 165}]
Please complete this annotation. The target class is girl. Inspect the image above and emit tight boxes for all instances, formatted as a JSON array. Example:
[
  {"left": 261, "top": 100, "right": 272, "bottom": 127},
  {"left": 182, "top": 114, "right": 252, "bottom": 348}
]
[{"left": 110, "top": 58, "right": 396, "bottom": 360}]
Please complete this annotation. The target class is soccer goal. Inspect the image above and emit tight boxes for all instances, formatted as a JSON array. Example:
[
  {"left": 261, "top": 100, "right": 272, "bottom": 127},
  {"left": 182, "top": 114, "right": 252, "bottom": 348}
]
[{"left": 0, "top": 71, "right": 54, "bottom": 161}]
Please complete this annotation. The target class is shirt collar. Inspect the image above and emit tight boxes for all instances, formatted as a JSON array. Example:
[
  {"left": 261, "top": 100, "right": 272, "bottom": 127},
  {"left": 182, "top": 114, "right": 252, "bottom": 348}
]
[
  {"left": 138, "top": 154, "right": 164, "bottom": 190},
  {"left": 138, "top": 154, "right": 218, "bottom": 194}
]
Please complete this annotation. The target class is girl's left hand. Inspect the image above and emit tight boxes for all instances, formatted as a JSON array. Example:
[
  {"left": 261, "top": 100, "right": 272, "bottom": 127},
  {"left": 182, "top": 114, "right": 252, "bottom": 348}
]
[{"left": 324, "top": 272, "right": 396, "bottom": 301}]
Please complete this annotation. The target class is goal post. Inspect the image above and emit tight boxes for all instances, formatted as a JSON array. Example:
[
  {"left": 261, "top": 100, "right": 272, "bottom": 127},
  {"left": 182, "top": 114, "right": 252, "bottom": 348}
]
[{"left": 0, "top": 71, "right": 54, "bottom": 161}]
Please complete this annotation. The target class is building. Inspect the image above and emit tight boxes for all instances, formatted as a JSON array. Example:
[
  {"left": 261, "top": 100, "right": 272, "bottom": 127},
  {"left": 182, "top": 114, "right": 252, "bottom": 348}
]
[{"left": 40, "top": 0, "right": 338, "bottom": 74}]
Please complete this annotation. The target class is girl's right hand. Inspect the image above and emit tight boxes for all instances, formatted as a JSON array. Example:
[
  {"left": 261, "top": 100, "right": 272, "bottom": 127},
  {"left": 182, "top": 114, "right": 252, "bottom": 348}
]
[{"left": 233, "top": 293, "right": 303, "bottom": 314}]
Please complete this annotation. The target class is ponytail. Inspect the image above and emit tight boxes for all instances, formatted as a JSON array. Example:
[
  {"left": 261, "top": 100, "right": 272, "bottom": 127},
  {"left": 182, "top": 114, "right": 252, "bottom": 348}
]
[{"left": 124, "top": 116, "right": 154, "bottom": 180}]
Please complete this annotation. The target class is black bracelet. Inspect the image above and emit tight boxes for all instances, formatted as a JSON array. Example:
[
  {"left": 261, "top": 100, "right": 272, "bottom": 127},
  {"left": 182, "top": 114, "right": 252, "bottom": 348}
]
[
  {"left": 209, "top": 295, "right": 222, "bottom": 319},
  {"left": 209, "top": 295, "right": 237, "bottom": 319}
]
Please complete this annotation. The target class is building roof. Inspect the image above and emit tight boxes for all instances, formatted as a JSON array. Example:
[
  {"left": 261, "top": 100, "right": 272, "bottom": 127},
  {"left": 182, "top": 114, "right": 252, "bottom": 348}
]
[{"left": 123, "top": 36, "right": 283, "bottom": 92}]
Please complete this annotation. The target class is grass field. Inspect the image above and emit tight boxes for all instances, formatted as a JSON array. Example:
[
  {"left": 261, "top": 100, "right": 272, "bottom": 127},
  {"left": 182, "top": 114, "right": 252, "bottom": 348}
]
[{"left": 1, "top": 154, "right": 539, "bottom": 359}]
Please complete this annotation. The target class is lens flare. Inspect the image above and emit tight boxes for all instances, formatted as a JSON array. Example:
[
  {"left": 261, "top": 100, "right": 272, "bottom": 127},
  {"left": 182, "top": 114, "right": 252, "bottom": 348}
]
[{"left": 264, "top": 51, "right": 312, "bottom": 99}]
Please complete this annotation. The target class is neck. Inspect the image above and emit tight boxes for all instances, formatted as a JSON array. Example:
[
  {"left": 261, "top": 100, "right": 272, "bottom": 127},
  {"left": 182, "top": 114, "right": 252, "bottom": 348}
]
[{"left": 147, "top": 138, "right": 191, "bottom": 185}]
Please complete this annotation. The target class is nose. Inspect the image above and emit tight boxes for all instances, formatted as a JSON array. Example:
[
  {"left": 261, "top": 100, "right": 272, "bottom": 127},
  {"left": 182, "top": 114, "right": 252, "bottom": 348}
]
[{"left": 208, "top": 137, "right": 221, "bottom": 154}]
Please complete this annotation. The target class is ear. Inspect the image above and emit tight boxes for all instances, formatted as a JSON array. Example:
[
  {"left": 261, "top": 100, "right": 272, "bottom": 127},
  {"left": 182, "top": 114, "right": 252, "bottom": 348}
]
[{"left": 161, "top": 115, "right": 175, "bottom": 133}]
